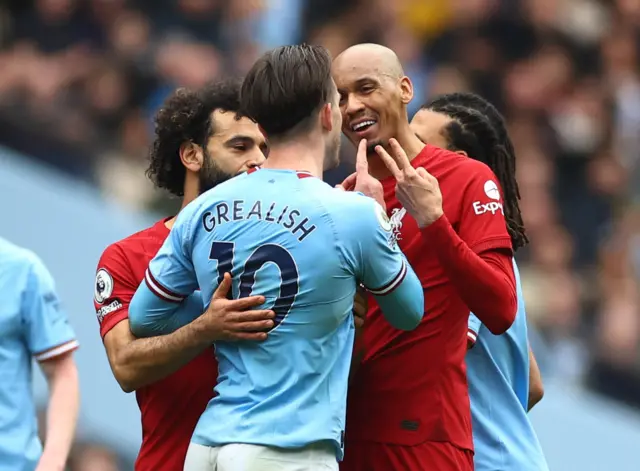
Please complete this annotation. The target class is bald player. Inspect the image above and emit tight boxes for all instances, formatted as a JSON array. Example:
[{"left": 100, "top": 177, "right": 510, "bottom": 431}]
[{"left": 333, "top": 44, "right": 518, "bottom": 471}]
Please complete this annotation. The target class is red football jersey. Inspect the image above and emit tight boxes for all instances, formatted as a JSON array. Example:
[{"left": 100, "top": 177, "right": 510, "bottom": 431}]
[
  {"left": 93, "top": 218, "right": 217, "bottom": 471},
  {"left": 345, "top": 145, "right": 513, "bottom": 451}
]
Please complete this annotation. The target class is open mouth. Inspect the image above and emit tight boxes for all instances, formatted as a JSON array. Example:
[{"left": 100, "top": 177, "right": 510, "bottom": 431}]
[{"left": 350, "top": 119, "right": 378, "bottom": 138}]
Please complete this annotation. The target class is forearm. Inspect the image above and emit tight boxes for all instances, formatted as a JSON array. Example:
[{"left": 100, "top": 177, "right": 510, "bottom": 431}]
[
  {"left": 420, "top": 215, "right": 517, "bottom": 334},
  {"left": 129, "top": 283, "right": 189, "bottom": 337},
  {"left": 111, "top": 320, "right": 211, "bottom": 392},
  {"left": 40, "top": 356, "right": 79, "bottom": 470}
]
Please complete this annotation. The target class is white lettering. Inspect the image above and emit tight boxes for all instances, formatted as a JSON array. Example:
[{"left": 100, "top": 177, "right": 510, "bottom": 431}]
[
  {"left": 473, "top": 201, "right": 504, "bottom": 215},
  {"left": 96, "top": 299, "right": 123, "bottom": 323}
]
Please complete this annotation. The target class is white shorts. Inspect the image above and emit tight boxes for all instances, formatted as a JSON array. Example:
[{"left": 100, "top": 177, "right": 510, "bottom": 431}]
[{"left": 184, "top": 441, "right": 338, "bottom": 471}]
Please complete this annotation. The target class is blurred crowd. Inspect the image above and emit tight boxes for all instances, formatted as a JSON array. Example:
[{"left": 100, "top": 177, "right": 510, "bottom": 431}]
[{"left": 2, "top": 0, "right": 640, "bottom": 465}]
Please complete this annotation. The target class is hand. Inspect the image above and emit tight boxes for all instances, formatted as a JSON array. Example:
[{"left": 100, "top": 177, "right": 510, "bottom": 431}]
[
  {"left": 375, "top": 138, "right": 443, "bottom": 227},
  {"left": 336, "top": 139, "right": 386, "bottom": 209},
  {"left": 352, "top": 286, "right": 368, "bottom": 330},
  {"left": 194, "top": 273, "right": 275, "bottom": 342}
]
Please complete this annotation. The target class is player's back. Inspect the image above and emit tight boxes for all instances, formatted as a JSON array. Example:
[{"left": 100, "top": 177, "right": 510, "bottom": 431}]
[
  {"left": 466, "top": 260, "right": 548, "bottom": 471},
  {"left": 188, "top": 169, "right": 371, "bottom": 455}
]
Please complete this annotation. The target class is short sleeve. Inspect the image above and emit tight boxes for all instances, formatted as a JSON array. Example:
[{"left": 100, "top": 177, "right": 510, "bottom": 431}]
[
  {"left": 93, "top": 244, "right": 137, "bottom": 338},
  {"left": 458, "top": 161, "right": 513, "bottom": 254},
  {"left": 337, "top": 195, "right": 407, "bottom": 294},
  {"left": 23, "top": 255, "right": 78, "bottom": 361},
  {"left": 145, "top": 210, "right": 198, "bottom": 302},
  {"left": 468, "top": 313, "right": 482, "bottom": 347}
]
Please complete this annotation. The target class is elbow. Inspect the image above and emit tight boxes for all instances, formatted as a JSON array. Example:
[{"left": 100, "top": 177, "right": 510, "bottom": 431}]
[
  {"left": 111, "top": 353, "right": 142, "bottom": 393},
  {"left": 396, "top": 296, "right": 425, "bottom": 331},
  {"left": 529, "top": 378, "right": 545, "bottom": 409},
  {"left": 484, "top": 290, "right": 517, "bottom": 335}
]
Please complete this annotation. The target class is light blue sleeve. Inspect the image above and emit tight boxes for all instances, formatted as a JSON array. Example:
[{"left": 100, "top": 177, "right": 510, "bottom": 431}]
[
  {"left": 129, "top": 209, "right": 200, "bottom": 337},
  {"left": 339, "top": 195, "right": 424, "bottom": 330},
  {"left": 468, "top": 313, "right": 482, "bottom": 345},
  {"left": 22, "top": 254, "right": 78, "bottom": 361}
]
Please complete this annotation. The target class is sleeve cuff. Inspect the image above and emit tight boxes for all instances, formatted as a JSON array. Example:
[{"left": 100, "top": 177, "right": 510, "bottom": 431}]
[
  {"left": 34, "top": 339, "right": 79, "bottom": 362},
  {"left": 467, "top": 329, "right": 478, "bottom": 348}
]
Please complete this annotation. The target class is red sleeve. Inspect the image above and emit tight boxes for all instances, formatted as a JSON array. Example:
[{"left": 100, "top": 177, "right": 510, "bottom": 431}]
[
  {"left": 420, "top": 160, "right": 517, "bottom": 333},
  {"left": 421, "top": 215, "right": 517, "bottom": 334},
  {"left": 93, "top": 244, "right": 137, "bottom": 339}
]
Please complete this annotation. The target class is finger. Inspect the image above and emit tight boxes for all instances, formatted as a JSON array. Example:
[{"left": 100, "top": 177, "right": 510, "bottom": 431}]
[
  {"left": 233, "top": 319, "right": 275, "bottom": 332},
  {"left": 228, "top": 331, "right": 268, "bottom": 342},
  {"left": 212, "top": 272, "right": 232, "bottom": 299},
  {"left": 229, "top": 309, "right": 275, "bottom": 322},
  {"left": 388, "top": 138, "right": 415, "bottom": 175},
  {"left": 227, "top": 295, "right": 267, "bottom": 310},
  {"left": 334, "top": 184, "right": 345, "bottom": 191},
  {"left": 375, "top": 145, "right": 403, "bottom": 180},
  {"left": 416, "top": 167, "right": 429, "bottom": 178},
  {"left": 355, "top": 139, "right": 368, "bottom": 175},
  {"left": 342, "top": 172, "right": 357, "bottom": 191}
]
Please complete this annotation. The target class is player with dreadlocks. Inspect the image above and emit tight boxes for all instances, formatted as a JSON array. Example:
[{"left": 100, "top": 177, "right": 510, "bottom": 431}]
[{"left": 410, "top": 94, "right": 549, "bottom": 471}]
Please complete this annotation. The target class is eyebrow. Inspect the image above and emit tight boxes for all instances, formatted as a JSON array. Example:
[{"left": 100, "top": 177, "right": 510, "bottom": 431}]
[
  {"left": 224, "top": 135, "right": 256, "bottom": 147},
  {"left": 338, "top": 77, "right": 379, "bottom": 93}
]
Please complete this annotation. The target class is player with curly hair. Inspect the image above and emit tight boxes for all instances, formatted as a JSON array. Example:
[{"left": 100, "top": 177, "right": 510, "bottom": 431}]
[{"left": 92, "top": 79, "right": 275, "bottom": 471}]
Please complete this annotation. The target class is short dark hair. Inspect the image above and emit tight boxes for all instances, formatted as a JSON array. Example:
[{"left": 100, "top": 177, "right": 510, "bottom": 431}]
[
  {"left": 147, "top": 78, "right": 243, "bottom": 197},
  {"left": 241, "top": 44, "right": 333, "bottom": 140},
  {"left": 423, "top": 99, "right": 528, "bottom": 251}
]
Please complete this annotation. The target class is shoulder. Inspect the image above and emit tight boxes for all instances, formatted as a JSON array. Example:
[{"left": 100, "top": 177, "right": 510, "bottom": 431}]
[
  {"left": 325, "top": 191, "right": 388, "bottom": 232},
  {"left": 0, "top": 238, "right": 48, "bottom": 279}
]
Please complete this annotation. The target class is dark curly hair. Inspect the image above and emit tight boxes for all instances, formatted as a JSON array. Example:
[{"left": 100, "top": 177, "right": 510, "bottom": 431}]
[
  {"left": 421, "top": 99, "right": 528, "bottom": 251},
  {"left": 147, "top": 78, "right": 243, "bottom": 197}
]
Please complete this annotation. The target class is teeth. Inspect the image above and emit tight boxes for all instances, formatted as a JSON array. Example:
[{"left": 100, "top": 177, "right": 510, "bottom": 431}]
[{"left": 352, "top": 120, "right": 376, "bottom": 131}]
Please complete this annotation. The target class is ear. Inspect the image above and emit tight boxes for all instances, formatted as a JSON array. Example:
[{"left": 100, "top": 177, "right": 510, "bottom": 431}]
[
  {"left": 400, "top": 76, "right": 414, "bottom": 105},
  {"left": 455, "top": 149, "right": 468, "bottom": 157},
  {"left": 179, "top": 142, "right": 204, "bottom": 172},
  {"left": 320, "top": 103, "right": 333, "bottom": 133}
]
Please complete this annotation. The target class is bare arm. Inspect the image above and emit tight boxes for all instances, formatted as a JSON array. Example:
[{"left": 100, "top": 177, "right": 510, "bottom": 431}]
[
  {"left": 104, "top": 318, "right": 212, "bottom": 393},
  {"left": 37, "top": 352, "right": 79, "bottom": 471},
  {"left": 528, "top": 346, "right": 544, "bottom": 410},
  {"left": 104, "top": 274, "right": 274, "bottom": 393}
]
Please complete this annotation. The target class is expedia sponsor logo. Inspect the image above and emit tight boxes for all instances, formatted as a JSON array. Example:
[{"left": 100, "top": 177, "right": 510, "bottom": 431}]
[
  {"left": 96, "top": 299, "right": 123, "bottom": 324},
  {"left": 473, "top": 201, "right": 504, "bottom": 215}
]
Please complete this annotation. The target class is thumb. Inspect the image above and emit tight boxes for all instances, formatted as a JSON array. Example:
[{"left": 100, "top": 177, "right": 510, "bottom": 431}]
[{"left": 213, "top": 272, "right": 232, "bottom": 299}]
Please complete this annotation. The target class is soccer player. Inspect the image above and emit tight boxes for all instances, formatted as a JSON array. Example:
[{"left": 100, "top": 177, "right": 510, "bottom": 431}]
[
  {"left": 127, "top": 44, "right": 424, "bottom": 471},
  {"left": 412, "top": 95, "right": 549, "bottom": 470},
  {"left": 333, "top": 44, "right": 518, "bottom": 471},
  {"left": 0, "top": 237, "right": 79, "bottom": 470},
  {"left": 93, "top": 79, "right": 277, "bottom": 471}
]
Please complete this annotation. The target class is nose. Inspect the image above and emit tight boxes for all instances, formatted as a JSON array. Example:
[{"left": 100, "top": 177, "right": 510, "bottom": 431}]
[
  {"left": 345, "top": 93, "right": 365, "bottom": 118},
  {"left": 247, "top": 153, "right": 265, "bottom": 169}
]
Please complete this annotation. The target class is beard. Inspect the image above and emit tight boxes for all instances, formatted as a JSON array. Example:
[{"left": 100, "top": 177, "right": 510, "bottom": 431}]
[
  {"left": 198, "top": 150, "right": 235, "bottom": 195},
  {"left": 323, "top": 131, "right": 342, "bottom": 171},
  {"left": 366, "top": 139, "right": 383, "bottom": 156}
]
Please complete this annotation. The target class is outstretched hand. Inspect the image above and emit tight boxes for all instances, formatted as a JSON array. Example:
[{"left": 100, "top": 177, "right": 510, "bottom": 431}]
[
  {"left": 336, "top": 139, "right": 386, "bottom": 209},
  {"left": 194, "top": 273, "right": 275, "bottom": 342},
  {"left": 375, "top": 138, "right": 443, "bottom": 228}
]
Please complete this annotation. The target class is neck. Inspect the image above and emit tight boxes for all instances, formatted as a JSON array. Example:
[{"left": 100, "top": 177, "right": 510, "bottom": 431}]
[
  {"left": 166, "top": 174, "right": 200, "bottom": 229},
  {"left": 261, "top": 135, "right": 325, "bottom": 178},
  {"left": 367, "top": 124, "right": 426, "bottom": 180}
]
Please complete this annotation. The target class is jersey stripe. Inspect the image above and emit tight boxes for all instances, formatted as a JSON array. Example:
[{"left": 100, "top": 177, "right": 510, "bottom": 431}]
[
  {"left": 34, "top": 339, "right": 79, "bottom": 361},
  {"left": 145, "top": 269, "right": 186, "bottom": 303},
  {"left": 467, "top": 328, "right": 478, "bottom": 347},
  {"left": 366, "top": 260, "right": 408, "bottom": 296}
]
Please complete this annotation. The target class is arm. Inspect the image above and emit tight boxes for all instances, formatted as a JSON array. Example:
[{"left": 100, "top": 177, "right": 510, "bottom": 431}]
[
  {"left": 37, "top": 353, "right": 79, "bottom": 471},
  {"left": 21, "top": 254, "right": 79, "bottom": 471},
  {"left": 96, "top": 250, "right": 273, "bottom": 392},
  {"left": 528, "top": 346, "right": 544, "bottom": 410},
  {"left": 467, "top": 313, "right": 481, "bottom": 350},
  {"left": 349, "top": 198, "right": 424, "bottom": 330},
  {"left": 420, "top": 162, "right": 516, "bottom": 334},
  {"left": 128, "top": 214, "right": 200, "bottom": 336}
]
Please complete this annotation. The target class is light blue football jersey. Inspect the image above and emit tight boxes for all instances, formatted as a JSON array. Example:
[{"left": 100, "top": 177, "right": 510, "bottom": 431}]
[
  {"left": 467, "top": 260, "right": 548, "bottom": 471},
  {"left": 129, "top": 168, "right": 424, "bottom": 459},
  {"left": 0, "top": 237, "right": 78, "bottom": 470}
]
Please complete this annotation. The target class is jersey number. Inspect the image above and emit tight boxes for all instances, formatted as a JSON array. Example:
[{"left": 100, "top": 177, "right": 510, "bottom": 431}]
[{"left": 209, "top": 241, "right": 300, "bottom": 328}]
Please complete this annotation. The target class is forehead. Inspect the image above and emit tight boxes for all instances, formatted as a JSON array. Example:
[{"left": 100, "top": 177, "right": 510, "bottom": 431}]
[
  {"left": 333, "top": 56, "right": 386, "bottom": 88},
  {"left": 411, "top": 109, "right": 453, "bottom": 134},
  {"left": 210, "top": 109, "right": 264, "bottom": 142}
]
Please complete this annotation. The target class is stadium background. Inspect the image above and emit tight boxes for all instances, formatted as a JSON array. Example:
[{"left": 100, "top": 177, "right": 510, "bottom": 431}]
[{"left": 1, "top": 0, "right": 640, "bottom": 469}]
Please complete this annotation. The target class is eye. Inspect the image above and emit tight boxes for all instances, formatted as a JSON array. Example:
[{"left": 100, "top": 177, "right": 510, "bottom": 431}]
[
  {"left": 360, "top": 84, "right": 375, "bottom": 94},
  {"left": 234, "top": 144, "right": 248, "bottom": 151}
]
